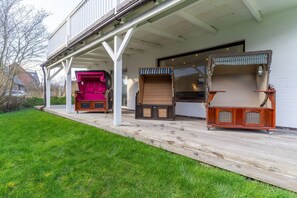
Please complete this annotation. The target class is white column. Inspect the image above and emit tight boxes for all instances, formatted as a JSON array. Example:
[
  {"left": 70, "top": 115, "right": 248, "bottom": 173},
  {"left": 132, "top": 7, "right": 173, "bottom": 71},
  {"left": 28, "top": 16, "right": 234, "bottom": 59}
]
[
  {"left": 65, "top": 59, "right": 72, "bottom": 113},
  {"left": 46, "top": 69, "right": 51, "bottom": 108},
  {"left": 65, "top": 71, "right": 72, "bottom": 113},
  {"left": 102, "top": 28, "right": 134, "bottom": 126},
  {"left": 63, "top": 58, "right": 73, "bottom": 114},
  {"left": 114, "top": 35, "right": 123, "bottom": 126}
]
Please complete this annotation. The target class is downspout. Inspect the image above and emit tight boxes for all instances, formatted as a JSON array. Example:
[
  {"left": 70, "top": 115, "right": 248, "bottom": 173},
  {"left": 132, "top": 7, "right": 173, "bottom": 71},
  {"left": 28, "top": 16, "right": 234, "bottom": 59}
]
[{"left": 40, "top": 65, "right": 46, "bottom": 111}]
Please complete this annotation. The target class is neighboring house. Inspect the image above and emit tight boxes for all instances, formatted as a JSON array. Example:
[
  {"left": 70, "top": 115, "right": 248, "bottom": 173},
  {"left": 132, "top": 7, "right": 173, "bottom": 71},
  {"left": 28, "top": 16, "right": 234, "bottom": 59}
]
[
  {"left": 43, "top": 0, "right": 297, "bottom": 129},
  {"left": 13, "top": 76, "right": 26, "bottom": 93},
  {"left": 12, "top": 64, "right": 40, "bottom": 94}
]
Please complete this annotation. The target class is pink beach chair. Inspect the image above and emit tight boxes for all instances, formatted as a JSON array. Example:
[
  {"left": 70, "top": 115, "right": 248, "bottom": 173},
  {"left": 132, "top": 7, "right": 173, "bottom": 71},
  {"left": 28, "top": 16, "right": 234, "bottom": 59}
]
[{"left": 75, "top": 70, "right": 112, "bottom": 113}]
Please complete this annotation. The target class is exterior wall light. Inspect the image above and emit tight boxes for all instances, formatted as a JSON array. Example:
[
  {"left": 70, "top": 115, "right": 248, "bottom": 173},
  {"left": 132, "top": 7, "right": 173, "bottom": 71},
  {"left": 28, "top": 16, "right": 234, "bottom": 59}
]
[{"left": 258, "top": 65, "right": 264, "bottom": 76}]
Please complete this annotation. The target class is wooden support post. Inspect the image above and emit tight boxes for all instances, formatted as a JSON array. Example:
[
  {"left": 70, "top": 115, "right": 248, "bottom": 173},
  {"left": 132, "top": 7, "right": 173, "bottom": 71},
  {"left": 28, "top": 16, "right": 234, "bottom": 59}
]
[
  {"left": 65, "top": 71, "right": 72, "bottom": 113},
  {"left": 63, "top": 58, "right": 73, "bottom": 114},
  {"left": 114, "top": 35, "right": 123, "bottom": 126},
  {"left": 46, "top": 69, "right": 51, "bottom": 108},
  {"left": 103, "top": 28, "right": 134, "bottom": 126}
]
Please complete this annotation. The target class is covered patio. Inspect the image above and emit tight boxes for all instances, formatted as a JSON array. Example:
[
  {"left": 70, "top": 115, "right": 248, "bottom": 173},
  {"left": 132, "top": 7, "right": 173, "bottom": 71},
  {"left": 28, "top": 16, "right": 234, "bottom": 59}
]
[
  {"left": 42, "top": 0, "right": 297, "bottom": 193},
  {"left": 44, "top": 0, "right": 297, "bottom": 128},
  {"left": 43, "top": 105, "right": 297, "bottom": 192}
]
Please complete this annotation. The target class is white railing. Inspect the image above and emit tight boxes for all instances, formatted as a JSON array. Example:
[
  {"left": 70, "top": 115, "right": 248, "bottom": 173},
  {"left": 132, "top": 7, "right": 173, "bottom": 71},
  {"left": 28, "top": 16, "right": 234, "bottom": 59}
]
[
  {"left": 48, "top": 21, "right": 67, "bottom": 57},
  {"left": 48, "top": 0, "right": 127, "bottom": 58}
]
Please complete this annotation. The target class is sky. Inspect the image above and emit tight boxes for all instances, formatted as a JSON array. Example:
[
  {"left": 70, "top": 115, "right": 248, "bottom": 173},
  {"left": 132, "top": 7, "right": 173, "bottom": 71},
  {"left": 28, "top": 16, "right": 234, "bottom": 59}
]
[
  {"left": 23, "top": 0, "right": 82, "bottom": 33},
  {"left": 22, "top": 0, "right": 82, "bottom": 81}
]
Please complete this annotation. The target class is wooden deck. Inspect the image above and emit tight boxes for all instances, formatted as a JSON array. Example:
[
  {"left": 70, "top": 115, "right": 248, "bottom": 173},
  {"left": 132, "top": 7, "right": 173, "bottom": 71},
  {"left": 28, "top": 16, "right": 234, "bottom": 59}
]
[{"left": 43, "top": 105, "right": 297, "bottom": 192}]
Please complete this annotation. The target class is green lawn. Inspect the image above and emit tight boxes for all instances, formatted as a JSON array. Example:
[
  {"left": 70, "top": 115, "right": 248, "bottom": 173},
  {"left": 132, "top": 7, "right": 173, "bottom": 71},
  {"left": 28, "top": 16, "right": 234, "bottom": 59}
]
[{"left": 0, "top": 110, "right": 295, "bottom": 197}]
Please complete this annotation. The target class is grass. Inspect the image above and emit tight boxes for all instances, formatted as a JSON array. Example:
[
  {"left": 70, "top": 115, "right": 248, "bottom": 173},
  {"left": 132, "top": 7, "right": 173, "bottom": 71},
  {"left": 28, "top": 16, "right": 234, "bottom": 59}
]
[{"left": 0, "top": 110, "right": 296, "bottom": 197}]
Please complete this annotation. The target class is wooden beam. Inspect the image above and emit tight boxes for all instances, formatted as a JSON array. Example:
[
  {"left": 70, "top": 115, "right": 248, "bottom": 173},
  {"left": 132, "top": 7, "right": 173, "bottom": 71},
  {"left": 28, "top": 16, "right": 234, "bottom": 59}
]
[
  {"left": 87, "top": 47, "right": 111, "bottom": 57},
  {"left": 105, "top": 39, "right": 144, "bottom": 55},
  {"left": 113, "top": 35, "right": 123, "bottom": 126},
  {"left": 125, "top": 48, "right": 144, "bottom": 54},
  {"left": 102, "top": 29, "right": 134, "bottom": 126},
  {"left": 242, "top": 0, "right": 263, "bottom": 22},
  {"left": 141, "top": 26, "right": 185, "bottom": 42},
  {"left": 116, "top": 28, "right": 134, "bottom": 61},
  {"left": 81, "top": 53, "right": 110, "bottom": 59},
  {"left": 45, "top": 69, "right": 51, "bottom": 108},
  {"left": 65, "top": 58, "right": 73, "bottom": 114},
  {"left": 71, "top": 64, "right": 95, "bottom": 68},
  {"left": 67, "top": 57, "right": 73, "bottom": 75},
  {"left": 75, "top": 57, "right": 109, "bottom": 62},
  {"left": 130, "top": 38, "right": 162, "bottom": 49},
  {"left": 47, "top": 0, "right": 188, "bottom": 69},
  {"left": 87, "top": 51, "right": 130, "bottom": 58},
  {"left": 49, "top": 67, "right": 63, "bottom": 80},
  {"left": 153, "top": 0, "right": 165, "bottom": 5},
  {"left": 177, "top": 11, "right": 217, "bottom": 33},
  {"left": 72, "top": 61, "right": 103, "bottom": 65},
  {"left": 102, "top": 41, "right": 115, "bottom": 60}
]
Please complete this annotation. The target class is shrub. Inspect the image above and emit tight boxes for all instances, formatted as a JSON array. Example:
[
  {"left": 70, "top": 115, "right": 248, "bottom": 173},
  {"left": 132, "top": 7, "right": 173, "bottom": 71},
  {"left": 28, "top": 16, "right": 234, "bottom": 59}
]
[
  {"left": 0, "top": 96, "right": 73, "bottom": 113},
  {"left": 22, "top": 97, "right": 44, "bottom": 108},
  {"left": 0, "top": 96, "right": 26, "bottom": 113}
]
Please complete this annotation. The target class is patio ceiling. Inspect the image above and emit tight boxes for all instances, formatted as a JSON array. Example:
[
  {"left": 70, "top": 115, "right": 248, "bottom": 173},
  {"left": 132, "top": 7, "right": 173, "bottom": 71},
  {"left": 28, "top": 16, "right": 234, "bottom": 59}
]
[{"left": 72, "top": 0, "right": 297, "bottom": 68}]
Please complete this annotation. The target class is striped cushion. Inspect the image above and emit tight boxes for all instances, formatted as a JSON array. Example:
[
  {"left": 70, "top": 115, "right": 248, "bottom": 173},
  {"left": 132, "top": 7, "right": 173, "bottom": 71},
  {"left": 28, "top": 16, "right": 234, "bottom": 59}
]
[
  {"left": 139, "top": 67, "right": 173, "bottom": 76},
  {"left": 212, "top": 53, "right": 269, "bottom": 66}
]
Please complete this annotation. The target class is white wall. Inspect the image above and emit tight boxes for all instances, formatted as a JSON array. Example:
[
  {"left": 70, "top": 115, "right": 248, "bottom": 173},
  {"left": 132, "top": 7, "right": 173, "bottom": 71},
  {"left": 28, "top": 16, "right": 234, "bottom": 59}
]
[{"left": 124, "top": 6, "right": 297, "bottom": 128}]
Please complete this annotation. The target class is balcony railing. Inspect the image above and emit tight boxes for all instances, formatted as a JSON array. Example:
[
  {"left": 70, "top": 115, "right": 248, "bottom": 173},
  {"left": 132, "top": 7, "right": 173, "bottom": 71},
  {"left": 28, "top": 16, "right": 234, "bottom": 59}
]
[{"left": 48, "top": 0, "right": 126, "bottom": 58}]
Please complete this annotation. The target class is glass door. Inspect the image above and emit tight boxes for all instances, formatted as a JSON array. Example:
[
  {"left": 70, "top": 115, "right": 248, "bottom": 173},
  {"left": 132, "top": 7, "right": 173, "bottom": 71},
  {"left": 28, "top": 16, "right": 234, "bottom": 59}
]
[{"left": 122, "top": 74, "right": 128, "bottom": 107}]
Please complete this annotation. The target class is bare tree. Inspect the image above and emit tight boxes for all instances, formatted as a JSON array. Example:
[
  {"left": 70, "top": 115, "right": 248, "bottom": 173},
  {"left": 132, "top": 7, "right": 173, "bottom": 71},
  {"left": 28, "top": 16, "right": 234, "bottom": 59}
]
[
  {"left": 0, "top": 0, "right": 48, "bottom": 110},
  {"left": 51, "top": 76, "right": 65, "bottom": 97}
]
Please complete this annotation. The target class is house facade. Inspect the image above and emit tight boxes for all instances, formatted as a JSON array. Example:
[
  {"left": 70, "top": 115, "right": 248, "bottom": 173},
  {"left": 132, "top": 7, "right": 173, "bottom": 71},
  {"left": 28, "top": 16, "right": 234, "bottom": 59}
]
[
  {"left": 12, "top": 64, "right": 40, "bottom": 95},
  {"left": 43, "top": 0, "right": 297, "bottom": 129}
]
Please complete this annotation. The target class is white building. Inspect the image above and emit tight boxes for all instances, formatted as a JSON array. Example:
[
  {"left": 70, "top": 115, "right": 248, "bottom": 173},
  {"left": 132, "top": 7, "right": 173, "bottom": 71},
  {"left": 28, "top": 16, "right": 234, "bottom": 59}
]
[{"left": 43, "top": 0, "right": 297, "bottom": 129}]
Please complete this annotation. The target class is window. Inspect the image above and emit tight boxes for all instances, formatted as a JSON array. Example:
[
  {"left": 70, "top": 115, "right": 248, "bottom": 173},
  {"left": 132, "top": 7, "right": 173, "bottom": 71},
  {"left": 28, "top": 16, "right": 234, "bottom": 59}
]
[
  {"left": 158, "top": 41, "right": 245, "bottom": 102},
  {"left": 122, "top": 74, "right": 128, "bottom": 107}
]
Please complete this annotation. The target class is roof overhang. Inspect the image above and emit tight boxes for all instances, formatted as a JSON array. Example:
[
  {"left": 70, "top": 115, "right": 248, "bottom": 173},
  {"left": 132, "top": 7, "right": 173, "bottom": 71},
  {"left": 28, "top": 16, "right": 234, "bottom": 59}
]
[{"left": 44, "top": 0, "right": 297, "bottom": 70}]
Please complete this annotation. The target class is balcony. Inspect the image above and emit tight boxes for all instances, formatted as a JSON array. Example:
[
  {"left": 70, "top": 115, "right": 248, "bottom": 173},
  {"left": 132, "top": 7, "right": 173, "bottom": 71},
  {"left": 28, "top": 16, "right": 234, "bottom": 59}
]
[{"left": 47, "top": 0, "right": 128, "bottom": 58}]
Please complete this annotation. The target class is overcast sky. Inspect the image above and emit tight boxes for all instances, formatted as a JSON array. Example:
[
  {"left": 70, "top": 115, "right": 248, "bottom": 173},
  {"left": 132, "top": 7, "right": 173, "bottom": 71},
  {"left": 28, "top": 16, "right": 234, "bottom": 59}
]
[
  {"left": 23, "top": 0, "right": 82, "bottom": 33},
  {"left": 21, "top": 0, "right": 81, "bottom": 77}
]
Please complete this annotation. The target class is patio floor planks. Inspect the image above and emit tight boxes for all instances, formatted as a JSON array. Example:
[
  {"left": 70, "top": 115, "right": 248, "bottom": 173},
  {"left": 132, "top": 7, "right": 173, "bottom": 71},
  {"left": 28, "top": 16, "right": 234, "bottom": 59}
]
[{"left": 43, "top": 105, "right": 297, "bottom": 192}]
